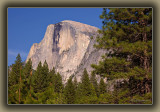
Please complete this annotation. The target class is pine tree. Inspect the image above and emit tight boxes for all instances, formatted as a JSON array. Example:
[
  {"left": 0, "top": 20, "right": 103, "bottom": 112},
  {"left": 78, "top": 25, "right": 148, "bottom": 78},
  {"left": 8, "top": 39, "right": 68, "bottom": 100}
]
[
  {"left": 33, "top": 61, "right": 43, "bottom": 93},
  {"left": 90, "top": 83, "right": 97, "bottom": 97},
  {"left": 22, "top": 58, "right": 36, "bottom": 104},
  {"left": 64, "top": 77, "right": 75, "bottom": 104},
  {"left": 8, "top": 54, "right": 23, "bottom": 104},
  {"left": 49, "top": 67, "right": 56, "bottom": 85},
  {"left": 75, "top": 83, "right": 83, "bottom": 103},
  {"left": 33, "top": 60, "right": 50, "bottom": 93},
  {"left": 23, "top": 59, "right": 32, "bottom": 95},
  {"left": 42, "top": 60, "right": 50, "bottom": 89},
  {"left": 90, "top": 73, "right": 99, "bottom": 96},
  {"left": 73, "top": 77, "right": 78, "bottom": 90},
  {"left": 99, "top": 78, "right": 107, "bottom": 94},
  {"left": 92, "top": 8, "right": 152, "bottom": 95},
  {"left": 9, "top": 54, "right": 22, "bottom": 85},
  {"left": 54, "top": 72, "right": 63, "bottom": 93},
  {"left": 81, "top": 68, "right": 91, "bottom": 96},
  {"left": 24, "top": 59, "right": 32, "bottom": 79}
]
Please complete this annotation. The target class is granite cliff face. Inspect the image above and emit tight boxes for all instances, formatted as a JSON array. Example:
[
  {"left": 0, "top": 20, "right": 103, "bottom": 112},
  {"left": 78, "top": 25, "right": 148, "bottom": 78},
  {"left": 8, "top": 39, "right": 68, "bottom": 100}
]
[{"left": 26, "top": 20, "right": 107, "bottom": 83}]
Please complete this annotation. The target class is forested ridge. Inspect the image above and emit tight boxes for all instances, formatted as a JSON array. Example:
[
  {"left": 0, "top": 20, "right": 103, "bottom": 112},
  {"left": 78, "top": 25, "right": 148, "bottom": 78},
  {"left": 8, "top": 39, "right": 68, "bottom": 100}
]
[{"left": 8, "top": 8, "right": 152, "bottom": 104}]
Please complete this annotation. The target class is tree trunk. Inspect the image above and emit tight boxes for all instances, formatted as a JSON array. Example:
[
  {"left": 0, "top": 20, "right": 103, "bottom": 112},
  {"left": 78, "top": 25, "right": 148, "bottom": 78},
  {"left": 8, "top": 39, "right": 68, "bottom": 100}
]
[
  {"left": 19, "top": 88, "right": 20, "bottom": 104},
  {"left": 19, "top": 66, "right": 21, "bottom": 104},
  {"left": 143, "top": 32, "right": 148, "bottom": 71},
  {"left": 30, "top": 70, "right": 32, "bottom": 97},
  {"left": 144, "top": 78, "right": 151, "bottom": 93},
  {"left": 143, "top": 32, "right": 151, "bottom": 93}
]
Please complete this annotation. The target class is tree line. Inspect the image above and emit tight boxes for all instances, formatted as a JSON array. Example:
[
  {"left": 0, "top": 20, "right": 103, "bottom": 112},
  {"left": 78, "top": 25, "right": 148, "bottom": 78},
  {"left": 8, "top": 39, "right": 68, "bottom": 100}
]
[
  {"left": 8, "top": 53, "right": 152, "bottom": 104},
  {"left": 8, "top": 8, "right": 152, "bottom": 104},
  {"left": 8, "top": 55, "right": 110, "bottom": 104}
]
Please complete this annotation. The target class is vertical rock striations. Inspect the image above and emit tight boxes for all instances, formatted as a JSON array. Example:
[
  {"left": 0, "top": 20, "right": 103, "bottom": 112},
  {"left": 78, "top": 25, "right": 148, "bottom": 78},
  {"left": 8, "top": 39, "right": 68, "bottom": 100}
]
[{"left": 26, "top": 20, "right": 106, "bottom": 83}]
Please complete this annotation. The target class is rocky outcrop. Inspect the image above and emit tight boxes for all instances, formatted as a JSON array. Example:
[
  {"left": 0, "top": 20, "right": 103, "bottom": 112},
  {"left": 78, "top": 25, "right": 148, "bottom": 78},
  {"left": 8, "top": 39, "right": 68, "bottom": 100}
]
[
  {"left": 72, "top": 34, "right": 110, "bottom": 82},
  {"left": 26, "top": 20, "right": 106, "bottom": 83}
]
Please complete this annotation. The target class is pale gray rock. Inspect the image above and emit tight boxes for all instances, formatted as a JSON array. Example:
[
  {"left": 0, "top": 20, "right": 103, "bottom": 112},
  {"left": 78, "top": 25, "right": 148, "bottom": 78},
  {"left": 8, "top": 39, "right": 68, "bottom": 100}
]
[
  {"left": 72, "top": 34, "right": 110, "bottom": 83},
  {"left": 26, "top": 20, "right": 104, "bottom": 83}
]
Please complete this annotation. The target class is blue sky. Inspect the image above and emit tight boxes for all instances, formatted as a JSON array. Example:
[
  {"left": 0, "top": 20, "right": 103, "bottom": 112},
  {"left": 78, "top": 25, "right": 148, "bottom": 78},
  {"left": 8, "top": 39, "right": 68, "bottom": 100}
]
[{"left": 8, "top": 8, "right": 103, "bottom": 66}]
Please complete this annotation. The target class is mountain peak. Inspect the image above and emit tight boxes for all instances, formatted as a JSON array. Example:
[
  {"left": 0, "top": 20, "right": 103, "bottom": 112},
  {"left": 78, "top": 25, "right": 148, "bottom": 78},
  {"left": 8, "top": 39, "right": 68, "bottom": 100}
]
[
  {"left": 61, "top": 20, "right": 99, "bottom": 33},
  {"left": 61, "top": 20, "right": 75, "bottom": 22},
  {"left": 26, "top": 20, "right": 102, "bottom": 83}
]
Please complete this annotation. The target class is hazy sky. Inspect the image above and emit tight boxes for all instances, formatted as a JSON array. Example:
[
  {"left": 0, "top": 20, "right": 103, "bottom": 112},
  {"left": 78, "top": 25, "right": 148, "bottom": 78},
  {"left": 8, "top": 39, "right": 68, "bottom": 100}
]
[{"left": 8, "top": 8, "right": 103, "bottom": 66}]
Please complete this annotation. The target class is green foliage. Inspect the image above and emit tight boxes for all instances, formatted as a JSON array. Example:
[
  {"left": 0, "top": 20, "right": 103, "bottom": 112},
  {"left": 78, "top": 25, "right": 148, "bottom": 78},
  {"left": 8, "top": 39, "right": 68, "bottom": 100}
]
[
  {"left": 33, "top": 60, "right": 51, "bottom": 93},
  {"left": 8, "top": 8, "right": 152, "bottom": 104},
  {"left": 42, "top": 60, "right": 50, "bottom": 88},
  {"left": 8, "top": 55, "right": 152, "bottom": 104},
  {"left": 90, "top": 73, "right": 99, "bottom": 96},
  {"left": 98, "top": 93, "right": 114, "bottom": 104},
  {"left": 22, "top": 59, "right": 33, "bottom": 99},
  {"left": 8, "top": 54, "right": 24, "bottom": 104},
  {"left": 75, "top": 95, "right": 98, "bottom": 104},
  {"left": 8, "top": 54, "right": 22, "bottom": 86},
  {"left": 33, "top": 61, "right": 43, "bottom": 93},
  {"left": 24, "top": 59, "right": 32, "bottom": 79},
  {"left": 8, "top": 84, "right": 19, "bottom": 104},
  {"left": 73, "top": 77, "right": 78, "bottom": 90},
  {"left": 53, "top": 72, "right": 63, "bottom": 93},
  {"left": 90, "top": 83, "right": 97, "bottom": 97},
  {"left": 130, "top": 92, "right": 152, "bottom": 104},
  {"left": 75, "top": 82, "right": 98, "bottom": 104},
  {"left": 99, "top": 78, "right": 107, "bottom": 94},
  {"left": 64, "top": 77, "right": 76, "bottom": 104},
  {"left": 46, "top": 93, "right": 66, "bottom": 104},
  {"left": 92, "top": 8, "right": 152, "bottom": 98},
  {"left": 90, "top": 36, "right": 93, "bottom": 39},
  {"left": 81, "top": 68, "right": 92, "bottom": 96},
  {"left": 74, "top": 83, "right": 83, "bottom": 103},
  {"left": 94, "top": 8, "right": 152, "bottom": 77},
  {"left": 91, "top": 57, "right": 130, "bottom": 80},
  {"left": 8, "top": 54, "right": 152, "bottom": 104},
  {"left": 48, "top": 67, "right": 56, "bottom": 85}
]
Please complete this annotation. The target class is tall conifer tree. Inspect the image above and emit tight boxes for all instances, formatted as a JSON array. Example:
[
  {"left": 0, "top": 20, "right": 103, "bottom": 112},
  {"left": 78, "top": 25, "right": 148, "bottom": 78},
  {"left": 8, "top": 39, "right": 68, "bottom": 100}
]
[
  {"left": 92, "top": 8, "right": 152, "bottom": 94},
  {"left": 90, "top": 73, "right": 99, "bottom": 96},
  {"left": 64, "top": 77, "right": 75, "bottom": 104},
  {"left": 54, "top": 73, "right": 63, "bottom": 93},
  {"left": 8, "top": 54, "right": 23, "bottom": 104},
  {"left": 99, "top": 78, "right": 107, "bottom": 94},
  {"left": 42, "top": 60, "right": 50, "bottom": 89},
  {"left": 48, "top": 67, "right": 56, "bottom": 85},
  {"left": 33, "top": 61, "right": 43, "bottom": 93},
  {"left": 81, "top": 68, "right": 92, "bottom": 96},
  {"left": 73, "top": 77, "right": 78, "bottom": 90}
]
